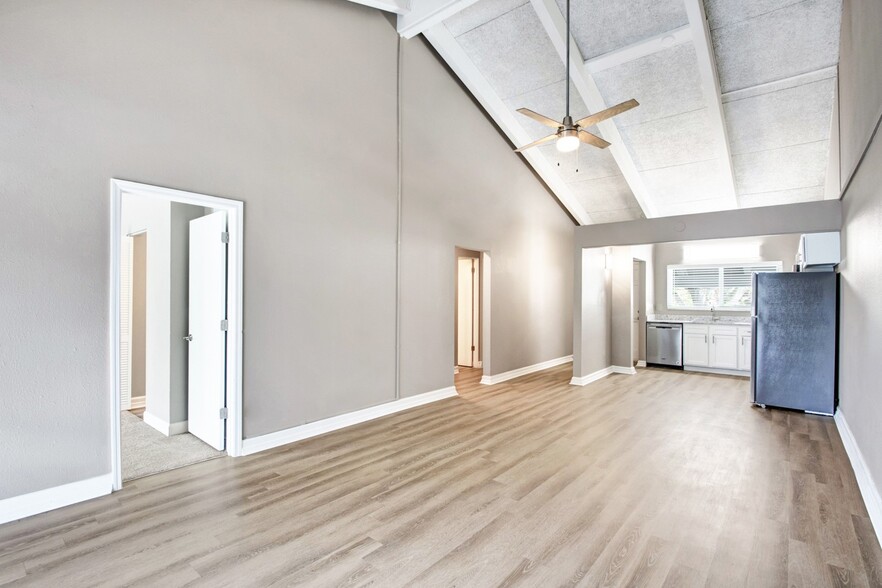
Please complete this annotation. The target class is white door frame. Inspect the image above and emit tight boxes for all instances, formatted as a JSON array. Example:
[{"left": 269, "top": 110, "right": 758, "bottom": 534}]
[{"left": 109, "top": 179, "right": 244, "bottom": 491}]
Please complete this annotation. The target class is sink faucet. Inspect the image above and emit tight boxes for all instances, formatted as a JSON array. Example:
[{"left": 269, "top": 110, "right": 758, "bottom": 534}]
[{"left": 710, "top": 306, "right": 719, "bottom": 322}]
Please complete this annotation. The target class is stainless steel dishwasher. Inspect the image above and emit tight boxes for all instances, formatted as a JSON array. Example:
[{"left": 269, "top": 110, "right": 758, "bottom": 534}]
[{"left": 646, "top": 322, "right": 683, "bottom": 367}]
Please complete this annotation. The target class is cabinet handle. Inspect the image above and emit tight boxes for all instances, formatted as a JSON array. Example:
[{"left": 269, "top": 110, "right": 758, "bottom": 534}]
[
  {"left": 704, "top": 335, "right": 707, "bottom": 343},
  {"left": 712, "top": 335, "right": 715, "bottom": 344}
]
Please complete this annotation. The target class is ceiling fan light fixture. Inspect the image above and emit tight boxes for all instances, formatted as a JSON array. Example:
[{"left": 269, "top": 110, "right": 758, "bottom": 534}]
[{"left": 556, "top": 131, "right": 580, "bottom": 152}]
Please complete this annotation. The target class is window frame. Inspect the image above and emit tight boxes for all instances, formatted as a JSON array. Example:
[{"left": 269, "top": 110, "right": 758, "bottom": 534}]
[{"left": 666, "top": 261, "right": 783, "bottom": 311}]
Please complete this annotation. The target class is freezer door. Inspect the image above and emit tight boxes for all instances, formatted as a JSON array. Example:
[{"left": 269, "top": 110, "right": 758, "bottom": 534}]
[{"left": 753, "top": 272, "right": 837, "bottom": 414}]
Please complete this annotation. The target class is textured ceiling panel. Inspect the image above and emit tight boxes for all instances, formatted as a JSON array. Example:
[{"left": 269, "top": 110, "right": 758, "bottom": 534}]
[
  {"left": 567, "top": 174, "right": 642, "bottom": 216},
  {"left": 504, "top": 79, "right": 588, "bottom": 140},
  {"left": 457, "top": 3, "right": 564, "bottom": 99},
  {"left": 588, "top": 208, "right": 645, "bottom": 223},
  {"left": 705, "top": 0, "right": 802, "bottom": 30},
  {"left": 641, "top": 159, "right": 728, "bottom": 206},
  {"left": 537, "top": 143, "right": 622, "bottom": 181},
  {"left": 711, "top": 0, "right": 842, "bottom": 93},
  {"left": 738, "top": 186, "right": 825, "bottom": 208},
  {"left": 733, "top": 141, "right": 829, "bottom": 195},
  {"left": 621, "top": 109, "right": 718, "bottom": 170},
  {"left": 444, "top": 0, "right": 529, "bottom": 38},
  {"left": 554, "top": 0, "right": 688, "bottom": 59},
  {"left": 593, "top": 43, "right": 705, "bottom": 127},
  {"left": 724, "top": 77, "right": 835, "bottom": 155}
]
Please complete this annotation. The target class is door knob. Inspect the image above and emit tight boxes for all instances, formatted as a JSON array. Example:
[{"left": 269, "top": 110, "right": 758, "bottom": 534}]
[{"left": 183, "top": 334, "right": 193, "bottom": 342}]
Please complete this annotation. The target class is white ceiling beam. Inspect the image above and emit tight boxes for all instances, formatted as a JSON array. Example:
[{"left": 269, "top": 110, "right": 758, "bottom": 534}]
[
  {"left": 583, "top": 25, "right": 692, "bottom": 74},
  {"left": 529, "top": 0, "right": 658, "bottom": 219},
  {"left": 721, "top": 65, "right": 838, "bottom": 104},
  {"left": 345, "top": 0, "right": 411, "bottom": 15},
  {"left": 423, "top": 23, "right": 593, "bottom": 225},
  {"left": 397, "top": 0, "right": 479, "bottom": 39},
  {"left": 683, "top": 0, "right": 739, "bottom": 209}
]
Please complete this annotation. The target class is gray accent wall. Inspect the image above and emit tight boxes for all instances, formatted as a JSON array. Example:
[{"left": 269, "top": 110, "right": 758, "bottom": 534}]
[
  {"left": 838, "top": 0, "right": 882, "bottom": 520},
  {"left": 0, "top": 0, "right": 573, "bottom": 500}
]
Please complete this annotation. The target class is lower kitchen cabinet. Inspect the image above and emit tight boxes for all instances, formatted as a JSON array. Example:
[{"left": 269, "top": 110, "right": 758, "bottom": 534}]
[
  {"left": 684, "top": 323, "right": 751, "bottom": 374},
  {"left": 709, "top": 326, "right": 738, "bottom": 369},
  {"left": 684, "top": 327, "right": 709, "bottom": 366}
]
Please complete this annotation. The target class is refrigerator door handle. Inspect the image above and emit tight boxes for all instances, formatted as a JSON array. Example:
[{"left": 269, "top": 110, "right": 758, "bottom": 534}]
[{"left": 750, "top": 315, "right": 758, "bottom": 403}]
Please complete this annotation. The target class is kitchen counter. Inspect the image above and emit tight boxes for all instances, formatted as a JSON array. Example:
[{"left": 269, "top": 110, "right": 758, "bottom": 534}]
[{"left": 647, "top": 315, "right": 751, "bottom": 326}]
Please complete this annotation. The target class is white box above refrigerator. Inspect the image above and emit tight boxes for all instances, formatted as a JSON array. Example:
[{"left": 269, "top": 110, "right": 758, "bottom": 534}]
[{"left": 797, "top": 232, "right": 840, "bottom": 271}]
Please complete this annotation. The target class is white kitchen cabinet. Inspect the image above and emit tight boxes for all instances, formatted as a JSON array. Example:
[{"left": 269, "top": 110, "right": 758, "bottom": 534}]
[
  {"left": 684, "top": 325, "right": 709, "bottom": 366},
  {"left": 738, "top": 326, "right": 752, "bottom": 372},
  {"left": 709, "top": 326, "right": 739, "bottom": 370}
]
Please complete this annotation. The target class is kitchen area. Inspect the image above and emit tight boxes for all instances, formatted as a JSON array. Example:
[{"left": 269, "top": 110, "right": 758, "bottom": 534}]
[{"left": 575, "top": 230, "right": 841, "bottom": 416}]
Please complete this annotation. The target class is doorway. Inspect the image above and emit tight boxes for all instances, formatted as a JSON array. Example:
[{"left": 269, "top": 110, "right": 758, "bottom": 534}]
[
  {"left": 632, "top": 259, "right": 647, "bottom": 366},
  {"left": 110, "top": 180, "right": 244, "bottom": 490},
  {"left": 454, "top": 248, "right": 487, "bottom": 391}
]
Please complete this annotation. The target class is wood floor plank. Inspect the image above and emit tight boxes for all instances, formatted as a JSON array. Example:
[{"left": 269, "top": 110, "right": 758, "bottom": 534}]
[{"left": 1, "top": 365, "right": 879, "bottom": 587}]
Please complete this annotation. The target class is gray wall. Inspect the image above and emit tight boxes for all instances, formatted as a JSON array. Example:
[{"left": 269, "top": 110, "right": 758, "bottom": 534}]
[
  {"left": 651, "top": 233, "right": 802, "bottom": 317},
  {"left": 838, "top": 0, "right": 882, "bottom": 517},
  {"left": 573, "top": 249, "right": 611, "bottom": 378},
  {"left": 610, "top": 248, "right": 633, "bottom": 368},
  {"left": 0, "top": 0, "right": 573, "bottom": 500}
]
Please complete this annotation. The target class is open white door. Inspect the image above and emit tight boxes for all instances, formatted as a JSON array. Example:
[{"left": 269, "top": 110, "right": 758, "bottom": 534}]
[
  {"left": 186, "top": 211, "right": 228, "bottom": 450},
  {"left": 457, "top": 258, "right": 476, "bottom": 367}
]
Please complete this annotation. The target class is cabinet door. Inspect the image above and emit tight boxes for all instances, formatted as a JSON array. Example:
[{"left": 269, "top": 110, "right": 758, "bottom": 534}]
[
  {"left": 684, "top": 332, "right": 709, "bottom": 366},
  {"left": 710, "top": 333, "right": 739, "bottom": 369},
  {"left": 738, "top": 334, "right": 752, "bottom": 371}
]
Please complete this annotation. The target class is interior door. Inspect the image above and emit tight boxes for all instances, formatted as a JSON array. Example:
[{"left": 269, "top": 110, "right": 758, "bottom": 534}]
[
  {"left": 456, "top": 258, "right": 475, "bottom": 367},
  {"left": 187, "top": 211, "right": 228, "bottom": 450}
]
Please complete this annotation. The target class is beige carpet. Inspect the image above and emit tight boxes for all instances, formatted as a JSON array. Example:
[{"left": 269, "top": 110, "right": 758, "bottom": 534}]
[{"left": 121, "top": 411, "right": 224, "bottom": 481}]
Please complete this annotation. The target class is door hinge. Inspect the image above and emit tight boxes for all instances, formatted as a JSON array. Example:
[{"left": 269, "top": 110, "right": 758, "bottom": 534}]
[
  {"left": 221, "top": 231, "right": 229, "bottom": 244},
  {"left": 219, "top": 407, "right": 228, "bottom": 419},
  {"left": 220, "top": 319, "right": 229, "bottom": 331}
]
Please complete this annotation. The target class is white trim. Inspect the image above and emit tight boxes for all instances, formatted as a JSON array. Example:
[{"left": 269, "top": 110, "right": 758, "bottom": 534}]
[
  {"left": 835, "top": 410, "right": 882, "bottom": 544},
  {"left": 529, "top": 0, "right": 657, "bottom": 219},
  {"left": 397, "top": 0, "right": 478, "bottom": 38},
  {"left": 241, "top": 386, "right": 459, "bottom": 456},
  {"left": 129, "top": 396, "right": 146, "bottom": 409},
  {"left": 721, "top": 65, "right": 838, "bottom": 104},
  {"left": 0, "top": 474, "right": 113, "bottom": 526},
  {"left": 480, "top": 355, "right": 573, "bottom": 385},
  {"left": 684, "top": 365, "right": 749, "bottom": 377},
  {"left": 422, "top": 24, "right": 592, "bottom": 225},
  {"left": 611, "top": 365, "right": 636, "bottom": 375},
  {"left": 570, "top": 366, "right": 614, "bottom": 386},
  {"left": 683, "top": 0, "right": 738, "bottom": 210},
  {"left": 142, "top": 412, "right": 188, "bottom": 436},
  {"left": 110, "top": 179, "right": 245, "bottom": 492},
  {"left": 636, "top": 360, "right": 647, "bottom": 368},
  {"left": 584, "top": 25, "right": 691, "bottom": 74}
]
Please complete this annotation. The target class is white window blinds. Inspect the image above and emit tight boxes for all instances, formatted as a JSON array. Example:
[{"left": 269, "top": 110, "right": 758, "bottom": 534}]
[{"left": 668, "top": 262, "right": 781, "bottom": 310}]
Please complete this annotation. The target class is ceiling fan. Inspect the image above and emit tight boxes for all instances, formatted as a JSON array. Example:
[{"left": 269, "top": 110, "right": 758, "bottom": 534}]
[{"left": 514, "top": 0, "right": 639, "bottom": 154}]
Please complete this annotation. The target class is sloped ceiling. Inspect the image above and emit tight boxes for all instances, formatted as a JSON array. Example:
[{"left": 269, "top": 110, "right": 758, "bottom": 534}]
[{"left": 426, "top": 0, "right": 842, "bottom": 224}]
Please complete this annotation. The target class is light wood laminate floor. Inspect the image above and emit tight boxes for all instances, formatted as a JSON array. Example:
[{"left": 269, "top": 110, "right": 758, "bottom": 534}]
[{"left": 2, "top": 365, "right": 880, "bottom": 587}]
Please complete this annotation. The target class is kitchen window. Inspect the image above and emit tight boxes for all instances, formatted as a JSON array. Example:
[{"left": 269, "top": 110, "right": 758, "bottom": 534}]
[{"left": 667, "top": 262, "right": 782, "bottom": 310}]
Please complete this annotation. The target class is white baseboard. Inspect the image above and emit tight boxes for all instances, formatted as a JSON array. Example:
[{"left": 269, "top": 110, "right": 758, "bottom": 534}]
[
  {"left": 684, "top": 365, "right": 749, "bottom": 378},
  {"left": 636, "top": 360, "right": 647, "bottom": 368},
  {"left": 241, "top": 386, "right": 459, "bottom": 456},
  {"left": 0, "top": 474, "right": 113, "bottom": 526},
  {"left": 129, "top": 396, "right": 146, "bottom": 409},
  {"left": 143, "top": 412, "right": 188, "bottom": 436},
  {"left": 835, "top": 410, "right": 882, "bottom": 545},
  {"left": 570, "top": 366, "right": 614, "bottom": 386},
  {"left": 480, "top": 355, "right": 573, "bottom": 385},
  {"left": 611, "top": 365, "right": 637, "bottom": 375}
]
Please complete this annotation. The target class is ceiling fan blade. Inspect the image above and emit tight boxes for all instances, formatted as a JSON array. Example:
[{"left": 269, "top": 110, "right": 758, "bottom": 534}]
[
  {"left": 514, "top": 133, "right": 559, "bottom": 152},
  {"left": 578, "top": 130, "right": 611, "bottom": 149},
  {"left": 574, "top": 99, "right": 639, "bottom": 128},
  {"left": 516, "top": 108, "right": 563, "bottom": 129}
]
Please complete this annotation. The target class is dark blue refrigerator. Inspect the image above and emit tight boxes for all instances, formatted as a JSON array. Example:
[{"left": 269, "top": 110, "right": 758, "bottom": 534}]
[{"left": 751, "top": 272, "right": 838, "bottom": 415}]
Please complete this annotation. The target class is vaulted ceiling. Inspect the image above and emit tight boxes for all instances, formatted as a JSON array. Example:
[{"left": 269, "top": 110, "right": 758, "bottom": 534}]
[{"left": 380, "top": 0, "right": 843, "bottom": 225}]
